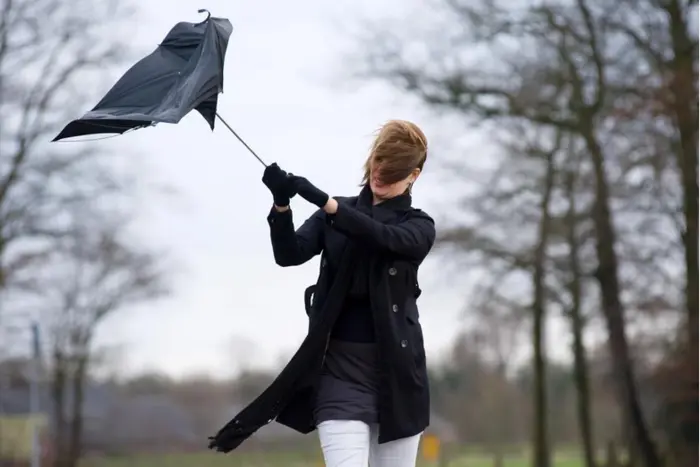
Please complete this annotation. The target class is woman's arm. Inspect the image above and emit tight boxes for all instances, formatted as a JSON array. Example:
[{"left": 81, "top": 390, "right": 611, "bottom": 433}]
[
  {"left": 267, "top": 206, "right": 325, "bottom": 266},
  {"left": 323, "top": 198, "right": 435, "bottom": 261}
]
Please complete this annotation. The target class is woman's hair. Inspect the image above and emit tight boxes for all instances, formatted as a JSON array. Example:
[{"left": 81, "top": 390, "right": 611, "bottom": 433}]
[{"left": 361, "top": 120, "right": 428, "bottom": 186}]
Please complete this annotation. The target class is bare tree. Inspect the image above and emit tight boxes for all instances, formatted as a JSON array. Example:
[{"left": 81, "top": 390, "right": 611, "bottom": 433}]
[
  {"left": 35, "top": 214, "right": 166, "bottom": 467},
  {"left": 530, "top": 135, "right": 557, "bottom": 467},
  {"left": 605, "top": 0, "right": 698, "bottom": 350},
  {"left": 435, "top": 121, "right": 564, "bottom": 464},
  {"left": 0, "top": 0, "right": 133, "bottom": 293},
  {"left": 347, "top": 0, "right": 697, "bottom": 464},
  {"left": 0, "top": 3, "right": 182, "bottom": 465},
  {"left": 561, "top": 146, "right": 596, "bottom": 467}
]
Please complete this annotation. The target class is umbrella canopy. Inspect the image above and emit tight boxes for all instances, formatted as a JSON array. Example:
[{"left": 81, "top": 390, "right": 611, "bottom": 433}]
[{"left": 52, "top": 10, "right": 233, "bottom": 141}]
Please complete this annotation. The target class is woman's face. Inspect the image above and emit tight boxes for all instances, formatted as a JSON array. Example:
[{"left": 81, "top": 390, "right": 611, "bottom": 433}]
[{"left": 369, "top": 164, "right": 420, "bottom": 201}]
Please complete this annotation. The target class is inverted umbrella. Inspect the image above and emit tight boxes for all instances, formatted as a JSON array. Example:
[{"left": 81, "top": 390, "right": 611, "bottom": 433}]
[{"left": 52, "top": 10, "right": 266, "bottom": 167}]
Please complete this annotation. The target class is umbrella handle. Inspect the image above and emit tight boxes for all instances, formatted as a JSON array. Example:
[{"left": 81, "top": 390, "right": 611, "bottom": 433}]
[
  {"left": 215, "top": 113, "right": 267, "bottom": 168},
  {"left": 197, "top": 9, "right": 211, "bottom": 23}
]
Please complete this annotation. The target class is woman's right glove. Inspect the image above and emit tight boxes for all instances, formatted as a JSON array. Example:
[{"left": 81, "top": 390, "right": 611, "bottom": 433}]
[
  {"left": 262, "top": 163, "right": 296, "bottom": 206},
  {"left": 290, "top": 175, "right": 329, "bottom": 208}
]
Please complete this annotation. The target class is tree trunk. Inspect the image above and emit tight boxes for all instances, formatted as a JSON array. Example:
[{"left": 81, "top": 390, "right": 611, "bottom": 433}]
[
  {"left": 564, "top": 169, "right": 596, "bottom": 467},
  {"left": 66, "top": 357, "right": 87, "bottom": 467},
  {"left": 666, "top": 0, "right": 699, "bottom": 352},
  {"left": 656, "top": 4, "right": 698, "bottom": 464},
  {"left": 0, "top": 241, "right": 5, "bottom": 289},
  {"left": 50, "top": 352, "right": 67, "bottom": 467},
  {"left": 532, "top": 150, "right": 556, "bottom": 467},
  {"left": 605, "top": 440, "right": 621, "bottom": 467},
  {"left": 583, "top": 127, "right": 661, "bottom": 467}
]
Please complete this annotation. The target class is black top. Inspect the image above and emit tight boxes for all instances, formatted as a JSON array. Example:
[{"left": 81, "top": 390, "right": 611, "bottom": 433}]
[{"left": 331, "top": 296, "right": 374, "bottom": 342}]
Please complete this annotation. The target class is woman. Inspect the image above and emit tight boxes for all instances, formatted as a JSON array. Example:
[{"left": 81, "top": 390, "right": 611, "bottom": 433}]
[{"left": 208, "top": 120, "right": 435, "bottom": 467}]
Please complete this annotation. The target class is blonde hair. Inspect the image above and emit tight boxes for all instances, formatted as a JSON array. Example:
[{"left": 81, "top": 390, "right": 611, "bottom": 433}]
[{"left": 361, "top": 120, "right": 428, "bottom": 186}]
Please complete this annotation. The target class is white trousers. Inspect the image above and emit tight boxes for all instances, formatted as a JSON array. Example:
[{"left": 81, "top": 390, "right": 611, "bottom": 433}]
[{"left": 317, "top": 420, "right": 422, "bottom": 467}]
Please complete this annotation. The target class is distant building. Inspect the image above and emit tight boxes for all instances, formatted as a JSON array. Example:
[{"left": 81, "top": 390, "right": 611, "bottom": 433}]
[{"left": 1, "top": 382, "right": 199, "bottom": 456}]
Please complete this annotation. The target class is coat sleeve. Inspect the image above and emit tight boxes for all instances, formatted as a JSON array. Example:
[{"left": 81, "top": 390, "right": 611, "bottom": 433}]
[
  {"left": 267, "top": 206, "right": 325, "bottom": 266},
  {"left": 329, "top": 204, "right": 436, "bottom": 261}
]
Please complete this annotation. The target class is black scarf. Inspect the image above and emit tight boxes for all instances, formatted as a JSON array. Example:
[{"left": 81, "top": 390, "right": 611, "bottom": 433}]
[{"left": 344, "top": 185, "right": 374, "bottom": 299}]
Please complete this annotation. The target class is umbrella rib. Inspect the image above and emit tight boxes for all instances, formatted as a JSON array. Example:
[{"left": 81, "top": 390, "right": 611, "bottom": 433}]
[{"left": 215, "top": 113, "right": 267, "bottom": 167}]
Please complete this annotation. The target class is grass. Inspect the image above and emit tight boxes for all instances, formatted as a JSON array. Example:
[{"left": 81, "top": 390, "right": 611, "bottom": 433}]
[
  {"left": 85, "top": 450, "right": 586, "bottom": 467},
  {"left": 0, "top": 415, "right": 47, "bottom": 459}
]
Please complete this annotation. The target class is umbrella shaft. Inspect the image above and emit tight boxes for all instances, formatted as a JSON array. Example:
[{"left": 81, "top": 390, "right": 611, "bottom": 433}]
[{"left": 216, "top": 113, "right": 267, "bottom": 167}]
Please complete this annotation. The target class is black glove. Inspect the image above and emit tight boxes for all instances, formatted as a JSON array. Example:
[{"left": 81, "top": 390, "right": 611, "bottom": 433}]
[
  {"left": 262, "top": 163, "right": 296, "bottom": 206},
  {"left": 291, "top": 176, "right": 329, "bottom": 208}
]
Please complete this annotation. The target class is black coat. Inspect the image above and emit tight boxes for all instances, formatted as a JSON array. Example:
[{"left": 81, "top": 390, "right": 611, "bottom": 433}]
[{"left": 208, "top": 187, "right": 436, "bottom": 453}]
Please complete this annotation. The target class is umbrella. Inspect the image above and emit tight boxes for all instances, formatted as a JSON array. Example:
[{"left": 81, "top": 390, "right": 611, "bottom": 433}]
[{"left": 52, "top": 10, "right": 266, "bottom": 167}]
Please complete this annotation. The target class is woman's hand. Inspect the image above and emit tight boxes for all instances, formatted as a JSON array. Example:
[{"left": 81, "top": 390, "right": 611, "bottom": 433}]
[
  {"left": 323, "top": 198, "right": 338, "bottom": 214},
  {"left": 262, "top": 163, "right": 296, "bottom": 208}
]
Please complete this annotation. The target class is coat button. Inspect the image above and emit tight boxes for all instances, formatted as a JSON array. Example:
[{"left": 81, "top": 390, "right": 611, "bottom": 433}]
[
  {"left": 392, "top": 304, "right": 398, "bottom": 312},
  {"left": 388, "top": 267, "right": 397, "bottom": 276},
  {"left": 400, "top": 340, "right": 408, "bottom": 348}
]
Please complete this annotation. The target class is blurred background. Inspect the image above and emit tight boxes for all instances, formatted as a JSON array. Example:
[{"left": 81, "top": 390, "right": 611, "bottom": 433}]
[{"left": 0, "top": 0, "right": 697, "bottom": 466}]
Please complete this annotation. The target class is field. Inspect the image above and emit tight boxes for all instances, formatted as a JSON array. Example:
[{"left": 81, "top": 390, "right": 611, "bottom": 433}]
[{"left": 84, "top": 450, "right": 586, "bottom": 467}]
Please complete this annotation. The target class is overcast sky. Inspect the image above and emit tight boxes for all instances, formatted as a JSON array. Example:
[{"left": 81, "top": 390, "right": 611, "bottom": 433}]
[{"left": 78, "top": 0, "right": 569, "bottom": 379}]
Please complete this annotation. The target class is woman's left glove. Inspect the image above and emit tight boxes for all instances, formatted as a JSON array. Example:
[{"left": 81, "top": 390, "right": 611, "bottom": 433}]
[{"left": 290, "top": 175, "right": 329, "bottom": 208}]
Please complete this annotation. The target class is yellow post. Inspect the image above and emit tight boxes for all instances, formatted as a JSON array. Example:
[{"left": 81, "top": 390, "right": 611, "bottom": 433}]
[{"left": 421, "top": 434, "right": 441, "bottom": 463}]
